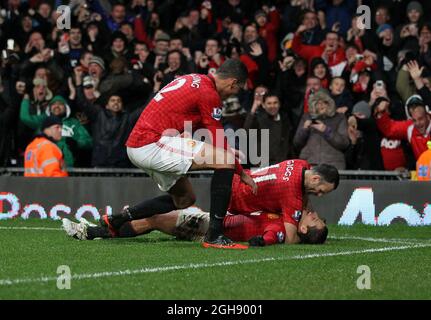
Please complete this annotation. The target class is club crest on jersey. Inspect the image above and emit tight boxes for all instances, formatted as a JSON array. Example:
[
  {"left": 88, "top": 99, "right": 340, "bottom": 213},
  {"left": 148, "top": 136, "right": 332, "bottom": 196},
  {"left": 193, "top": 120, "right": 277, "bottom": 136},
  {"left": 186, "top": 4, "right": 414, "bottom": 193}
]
[
  {"left": 277, "top": 231, "right": 285, "bottom": 243},
  {"left": 212, "top": 107, "right": 222, "bottom": 121},
  {"left": 293, "top": 210, "right": 302, "bottom": 221}
]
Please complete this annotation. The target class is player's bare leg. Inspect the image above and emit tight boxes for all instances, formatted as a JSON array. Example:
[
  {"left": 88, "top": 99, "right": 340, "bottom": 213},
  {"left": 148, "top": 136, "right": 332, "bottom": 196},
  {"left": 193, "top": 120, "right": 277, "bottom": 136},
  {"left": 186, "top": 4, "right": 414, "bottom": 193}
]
[
  {"left": 191, "top": 144, "right": 248, "bottom": 250},
  {"left": 131, "top": 212, "right": 179, "bottom": 236}
]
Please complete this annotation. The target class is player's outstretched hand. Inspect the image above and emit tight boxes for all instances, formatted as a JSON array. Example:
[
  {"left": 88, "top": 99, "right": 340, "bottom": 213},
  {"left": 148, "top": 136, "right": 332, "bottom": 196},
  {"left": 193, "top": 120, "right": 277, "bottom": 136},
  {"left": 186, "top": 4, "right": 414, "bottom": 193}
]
[
  {"left": 248, "top": 235, "right": 265, "bottom": 247},
  {"left": 240, "top": 171, "right": 258, "bottom": 195}
]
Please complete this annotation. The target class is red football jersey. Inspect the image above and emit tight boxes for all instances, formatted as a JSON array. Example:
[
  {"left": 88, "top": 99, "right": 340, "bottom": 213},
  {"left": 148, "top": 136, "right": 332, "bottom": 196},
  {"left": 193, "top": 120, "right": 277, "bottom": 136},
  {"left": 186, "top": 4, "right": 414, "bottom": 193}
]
[
  {"left": 228, "top": 159, "right": 310, "bottom": 224},
  {"left": 126, "top": 73, "right": 242, "bottom": 173},
  {"left": 127, "top": 74, "right": 223, "bottom": 148},
  {"left": 223, "top": 213, "right": 286, "bottom": 245}
]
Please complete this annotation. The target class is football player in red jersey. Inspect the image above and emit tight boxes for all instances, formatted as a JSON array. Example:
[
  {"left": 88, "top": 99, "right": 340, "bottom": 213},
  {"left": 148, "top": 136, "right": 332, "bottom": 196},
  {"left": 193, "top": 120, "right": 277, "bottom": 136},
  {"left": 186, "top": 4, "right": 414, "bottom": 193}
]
[
  {"left": 228, "top": 160, "right": 338, "bottom": 241},
  {"left": 63, "top": 207, "right": 328, "bottom": 246},
  {"left": 102, "top": 60, "right": 257, "bottom": 249}
]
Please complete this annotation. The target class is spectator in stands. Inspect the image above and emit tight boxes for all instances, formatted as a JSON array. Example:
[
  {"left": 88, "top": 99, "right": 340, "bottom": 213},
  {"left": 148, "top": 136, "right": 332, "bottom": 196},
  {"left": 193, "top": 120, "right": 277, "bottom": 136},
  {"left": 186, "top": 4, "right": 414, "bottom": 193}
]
[
  {"left": 292, "top": 10, "right": 325, "bottom": 46},
  {"left": 276, "top": 55, "right": 308, "bottom": 126},
  {"left": 310, "top": 57, "right": 331, "bottom": 89},
  {"left": 196, "top": 38, "right": 224, "bottom": 75},
  {"left": 294, "top": 90, "right": 349, "bottom": 169},
  {"left": 329, "top": 77, "right": 353, "bottom": 115},
  {"left": 321, "top": 0, "right": 357, "bottom": 37},
  {"left": 103, "top": 31, "right": 133, "bottom": 65},
  {"left": 375, "top": 94, "right": 431, "bottom": 161},
  {"left": 376, "top": 24, "right": 398, "bottom": 85},
  {"left": 24, "top": 116, "right": 68, "bottom": 177},
  {"left": 374, "top": 5, "right": 391, "bottom": 28},
  {"left": 254, "top": 5, "right": 280, "bottom": 63},
  {"left": 20, "top": 93, "right": 92, "bottom": 168},
  {"left": 90, "top": 2, "right": 134, "bottom": 33},
  {"left": 159, "top": 50, "right": 189, "bottom": 87},
  {"left": 292, "top": 27, "right": 346, "bottom": 72},
  {"left": 2, "top": 1, "right": 431, "bottom": 172},
  {"left": 346, "top": 99, "right": 405, "bottom": 171},
  {"left": 244, "top": 92, "right": 295, "bottom": 165},
  {"left": 397, "top": 60, "right": 431, "bottom": 104},
  {"left": 76, "top": 90, "right": 142, "bottom": 168},
  {"left": 303, "top": 76, "right": 322, "bottom": 114}
]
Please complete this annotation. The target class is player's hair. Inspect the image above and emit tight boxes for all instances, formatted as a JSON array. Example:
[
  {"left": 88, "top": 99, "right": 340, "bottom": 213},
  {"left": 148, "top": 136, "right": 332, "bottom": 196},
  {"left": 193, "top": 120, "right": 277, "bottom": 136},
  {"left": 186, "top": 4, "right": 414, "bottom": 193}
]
[
  {"left": 312, "top": 164, "right": 340, "bottom": 189},
  {"left": 299, "top": 225, "right": 328, "bottom": 244},
  {"left": 216, "top": 59, "right": 248, "bottom": 86}
]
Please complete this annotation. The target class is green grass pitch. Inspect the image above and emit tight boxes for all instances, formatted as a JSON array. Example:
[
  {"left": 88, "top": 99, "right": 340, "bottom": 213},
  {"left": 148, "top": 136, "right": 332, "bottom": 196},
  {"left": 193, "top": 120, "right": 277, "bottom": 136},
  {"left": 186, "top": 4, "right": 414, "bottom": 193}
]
[{"left": 0, "top": 219, "right": 431, "bottom": 299}]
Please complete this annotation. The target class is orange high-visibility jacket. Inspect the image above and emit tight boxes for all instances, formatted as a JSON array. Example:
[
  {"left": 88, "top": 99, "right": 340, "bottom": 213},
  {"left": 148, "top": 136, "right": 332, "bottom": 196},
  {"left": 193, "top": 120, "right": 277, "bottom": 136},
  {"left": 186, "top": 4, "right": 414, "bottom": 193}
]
[
  {"left": 416, "top": 142, "right": 431, "bottom": 181},
  {"left": 24, "top": 136, "right": 68, "bottom": 177}
]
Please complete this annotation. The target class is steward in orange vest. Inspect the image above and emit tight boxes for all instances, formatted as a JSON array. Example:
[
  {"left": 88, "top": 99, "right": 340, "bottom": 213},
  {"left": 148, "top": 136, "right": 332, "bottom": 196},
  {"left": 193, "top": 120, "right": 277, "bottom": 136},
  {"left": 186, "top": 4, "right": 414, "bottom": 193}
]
[
  {"left": 24, "top": 116, "right": 68, "bottom": 177},
  {"left": 417, "top": 141, "right": 431, "bottom": 181}
]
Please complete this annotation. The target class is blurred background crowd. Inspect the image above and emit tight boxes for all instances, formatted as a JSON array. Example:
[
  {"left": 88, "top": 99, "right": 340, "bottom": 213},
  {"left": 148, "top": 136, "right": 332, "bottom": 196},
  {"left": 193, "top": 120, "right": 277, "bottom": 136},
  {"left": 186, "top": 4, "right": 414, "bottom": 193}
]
[{"left": 0, "top": 0, "right": 431, "bottom": 173}]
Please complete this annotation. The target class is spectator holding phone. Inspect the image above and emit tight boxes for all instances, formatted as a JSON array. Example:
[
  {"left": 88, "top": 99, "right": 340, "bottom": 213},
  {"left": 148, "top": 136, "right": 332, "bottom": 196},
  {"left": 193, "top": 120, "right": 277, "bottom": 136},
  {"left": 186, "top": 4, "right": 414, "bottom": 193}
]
[{"left": 294, "top": 90, "right": 349, "bottom": 169}]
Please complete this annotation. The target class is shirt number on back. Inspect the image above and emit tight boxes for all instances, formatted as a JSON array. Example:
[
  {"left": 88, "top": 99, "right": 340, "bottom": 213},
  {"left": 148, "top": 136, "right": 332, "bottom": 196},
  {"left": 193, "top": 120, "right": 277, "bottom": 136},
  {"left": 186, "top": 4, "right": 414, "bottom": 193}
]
[
  {"left": 253, "top": 174, "right": 277, "bottom": 183},
  {"left": 154, "top": 78, "right": 187, "bottom": 102}
]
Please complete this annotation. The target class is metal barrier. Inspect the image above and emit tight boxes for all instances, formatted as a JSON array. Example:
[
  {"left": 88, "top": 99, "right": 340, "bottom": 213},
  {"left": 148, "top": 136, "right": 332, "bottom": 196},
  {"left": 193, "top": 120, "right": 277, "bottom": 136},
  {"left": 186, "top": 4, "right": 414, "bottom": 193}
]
[{"left": 0, "top": 167, "right": 410, "bottom": 180}]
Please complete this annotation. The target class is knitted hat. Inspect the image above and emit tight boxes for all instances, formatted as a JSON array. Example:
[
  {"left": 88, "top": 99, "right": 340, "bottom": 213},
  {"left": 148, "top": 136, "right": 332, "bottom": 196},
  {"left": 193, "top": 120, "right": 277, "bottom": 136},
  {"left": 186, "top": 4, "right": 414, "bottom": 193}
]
[
  {"left": 155, "top": 31, "right": 170, "bottom": 42},
  {"left": 83, "top": 75, "right": 95, "bottom": 87},
  {"left": 352, "top": 101, "right": 371, "bottom": 119},
  {"left": 89, "top": 56, "right": 105, "bottom": 71},
  {"left": 32, "top": 78, "right": 53, "bottom": 100},
  {"left": 376, "top": 24, "right": 393, "bottom": 35},
  {"left": 406, "top": 1, "right": 423, "bottom": 15},
  {"left": 41, "top": 115, "right": 62, "bottom": 131}
]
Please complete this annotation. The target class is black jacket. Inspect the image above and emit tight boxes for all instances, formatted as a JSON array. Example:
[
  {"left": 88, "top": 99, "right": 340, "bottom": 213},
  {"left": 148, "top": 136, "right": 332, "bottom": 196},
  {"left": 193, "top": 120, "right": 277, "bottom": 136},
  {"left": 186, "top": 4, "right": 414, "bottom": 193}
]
[
  {"left": 244, "top": 110, "right": 295, "bottom": 166},
  {"left": 77, "top": 87, "right": 142, "bottom": 168}
]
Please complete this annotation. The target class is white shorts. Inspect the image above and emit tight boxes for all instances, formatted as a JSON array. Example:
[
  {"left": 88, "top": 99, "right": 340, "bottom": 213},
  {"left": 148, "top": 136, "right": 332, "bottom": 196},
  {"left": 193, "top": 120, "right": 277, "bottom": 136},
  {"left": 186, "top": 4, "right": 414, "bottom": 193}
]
[
  {"left": 174, "top": 207, "right": 210, "bottom": 241},
  {"left": 127, "top": 136, "right": 204, "bottom": 192}
]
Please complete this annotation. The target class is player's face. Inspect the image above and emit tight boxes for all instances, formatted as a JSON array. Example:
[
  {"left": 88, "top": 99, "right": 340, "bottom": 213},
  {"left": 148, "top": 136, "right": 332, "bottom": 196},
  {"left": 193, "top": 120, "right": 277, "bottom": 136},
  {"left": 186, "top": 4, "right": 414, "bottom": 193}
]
[
  {"left": 305, "top": 175, "right": 335, "bottom": 197},
  {"left": 299, "top": 210, "right": 326, "bottom": 233},
  {"left": 220, "top": 79, "right": 243, "bottom": 99}
]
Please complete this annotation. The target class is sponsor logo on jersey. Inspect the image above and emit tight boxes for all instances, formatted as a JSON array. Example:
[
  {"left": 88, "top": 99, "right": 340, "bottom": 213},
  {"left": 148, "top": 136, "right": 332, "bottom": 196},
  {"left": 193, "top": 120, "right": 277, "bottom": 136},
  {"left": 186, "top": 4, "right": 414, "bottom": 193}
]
[
  {"left": 277, "top": 231, "right": 285, "bottom": 243},
  {"left": 212, "top": 107, "right": 222, "bottom": 121},
  {"left": 293, "top": 210, "right": 302, "bottom": 221}
]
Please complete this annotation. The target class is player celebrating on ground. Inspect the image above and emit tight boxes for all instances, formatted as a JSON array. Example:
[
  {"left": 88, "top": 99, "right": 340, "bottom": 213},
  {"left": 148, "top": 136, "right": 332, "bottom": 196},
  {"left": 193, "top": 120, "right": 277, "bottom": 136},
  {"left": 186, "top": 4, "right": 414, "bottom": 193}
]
[
  {"left": 103, "top": 59, "right": 256, "bottom": 249},
  {"left": 63, "top": 207, "right": 328, "bottom": 246},
  {"left": 228, "top": 159, "right": 338, "bottom": 242}
]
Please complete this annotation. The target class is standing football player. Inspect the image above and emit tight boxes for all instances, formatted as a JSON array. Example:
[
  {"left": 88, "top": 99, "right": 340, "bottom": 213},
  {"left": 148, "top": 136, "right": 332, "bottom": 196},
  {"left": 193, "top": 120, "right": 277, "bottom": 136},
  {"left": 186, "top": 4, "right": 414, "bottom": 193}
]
[{"left": 102, "top": 59, "right": 256, "bottom": 249}]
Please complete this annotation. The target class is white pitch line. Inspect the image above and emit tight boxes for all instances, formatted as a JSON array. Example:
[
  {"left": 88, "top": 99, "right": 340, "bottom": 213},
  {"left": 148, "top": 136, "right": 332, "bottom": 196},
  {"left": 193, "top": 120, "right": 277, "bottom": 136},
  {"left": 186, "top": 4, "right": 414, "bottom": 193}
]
[
  {"left": 1, "top": 243, "right": 430, "bottom": 287},
  {"left": 329, "top": 235, "right": 415, "bottom": 244}
]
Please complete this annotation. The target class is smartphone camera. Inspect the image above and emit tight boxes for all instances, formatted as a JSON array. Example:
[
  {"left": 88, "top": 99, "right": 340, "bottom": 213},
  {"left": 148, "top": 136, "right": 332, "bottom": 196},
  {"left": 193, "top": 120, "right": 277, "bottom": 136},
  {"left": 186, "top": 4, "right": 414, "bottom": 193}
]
[{"left": 375, "top": 80, "right": 384, "bottom": 89}]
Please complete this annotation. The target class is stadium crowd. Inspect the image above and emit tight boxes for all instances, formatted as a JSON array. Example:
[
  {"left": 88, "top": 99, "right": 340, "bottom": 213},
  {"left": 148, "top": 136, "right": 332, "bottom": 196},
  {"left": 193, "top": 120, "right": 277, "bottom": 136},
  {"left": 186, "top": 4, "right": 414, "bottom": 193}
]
[{"left": 0, "top": 0, "right": 431, "bottom": 175}]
